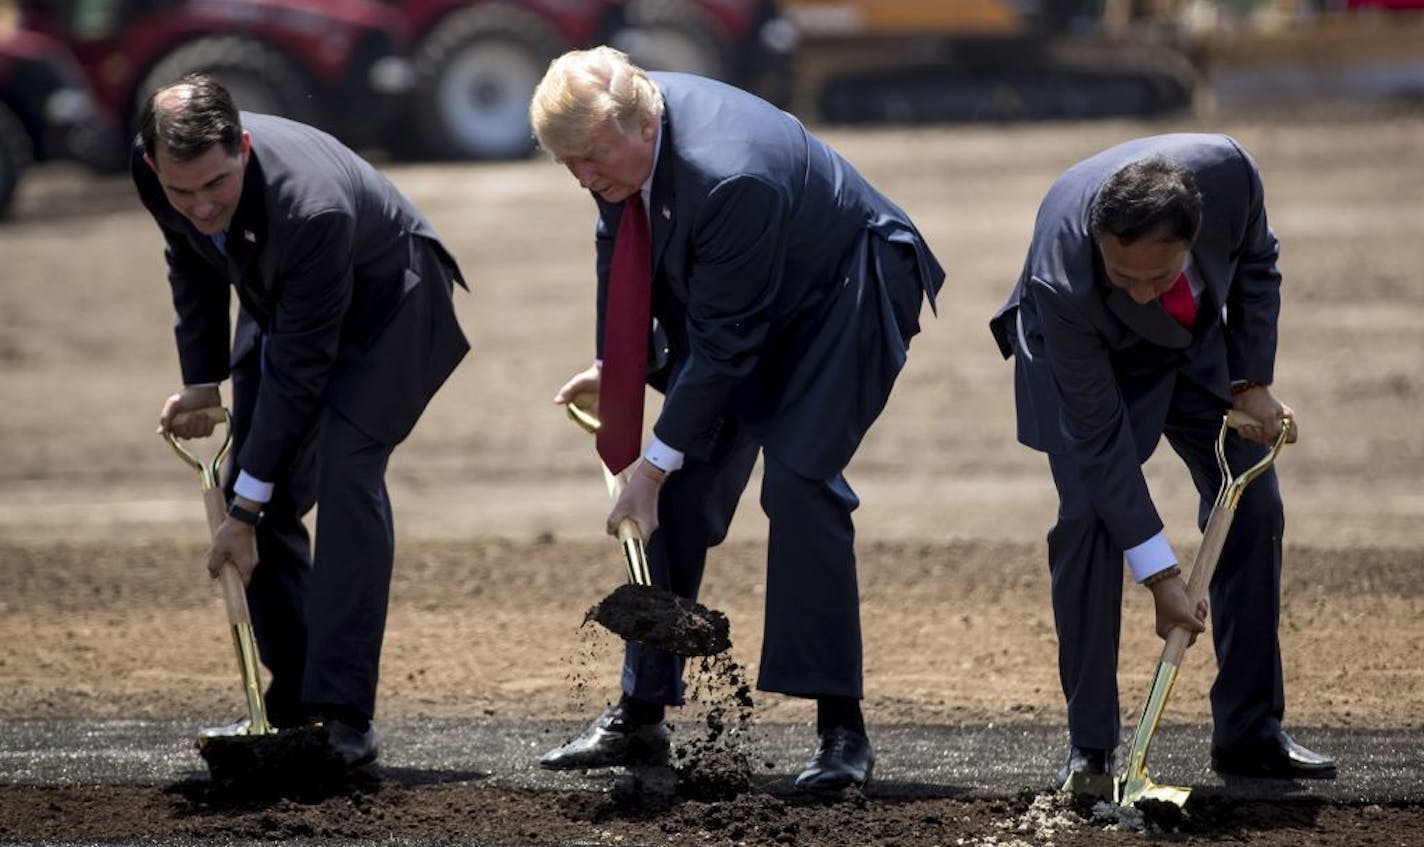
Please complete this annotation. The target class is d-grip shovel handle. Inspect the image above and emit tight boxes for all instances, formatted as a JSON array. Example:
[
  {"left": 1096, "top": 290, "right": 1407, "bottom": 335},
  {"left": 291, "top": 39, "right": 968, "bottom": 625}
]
[
  {"left": 565, "top": 398, "right": 653, "bottom": 586},
  {"left": 166, "top": 408, "right": 253, "bottom": 627},
  {"left": 1161, "top": 409, "right": 1294, "bottom": 665}
]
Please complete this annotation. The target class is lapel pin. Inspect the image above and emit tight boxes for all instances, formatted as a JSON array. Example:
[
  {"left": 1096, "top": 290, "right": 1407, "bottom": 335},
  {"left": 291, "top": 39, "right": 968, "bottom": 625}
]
[
  {"left": 244, "top": 230, "right": 256, "bottom": 243},
  {"left": 661, "top": 206, "right": 671, "bottom": 220}
]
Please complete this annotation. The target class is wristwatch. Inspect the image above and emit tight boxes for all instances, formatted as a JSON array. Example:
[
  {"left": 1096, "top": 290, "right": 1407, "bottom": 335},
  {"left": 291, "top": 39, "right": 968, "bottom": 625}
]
[{"left": 226, "top": 501, "right": 263, "bottom": 527}]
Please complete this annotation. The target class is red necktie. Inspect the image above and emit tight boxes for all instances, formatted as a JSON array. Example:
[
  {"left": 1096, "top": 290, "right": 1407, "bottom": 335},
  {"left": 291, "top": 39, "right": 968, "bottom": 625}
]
[
  {"left": 597, "top": 194, "right": 653, "bottom": 475},
  {"left": 1160, "top": 272, "right": 1197, "bottom": 329}
]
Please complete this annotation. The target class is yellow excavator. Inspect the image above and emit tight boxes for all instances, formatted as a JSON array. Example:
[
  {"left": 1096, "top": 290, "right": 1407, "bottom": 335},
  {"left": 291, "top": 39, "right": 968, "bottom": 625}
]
[
  {"left": 778, "top": 0, "right": 1202, "bottom": 122},
  {"left": 778, "top": 0, "right": 1424, "bottom": 122}
]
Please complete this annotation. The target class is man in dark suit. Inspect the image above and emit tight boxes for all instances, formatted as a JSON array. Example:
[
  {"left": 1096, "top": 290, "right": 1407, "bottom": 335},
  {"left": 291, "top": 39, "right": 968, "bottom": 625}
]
[
  {"left": 529, "top": 47, "right": 944, "bottom": 791},
  {"left": 990, "top": 134, "right": 1334, "bottom": 785},
  {"left": 135, "top": 75, "right": 468, "bottom": 767}
]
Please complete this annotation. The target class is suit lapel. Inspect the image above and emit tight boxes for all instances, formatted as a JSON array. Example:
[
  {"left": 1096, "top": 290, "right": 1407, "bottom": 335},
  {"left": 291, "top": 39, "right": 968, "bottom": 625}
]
[
  {"left": 223, "top": 153, "right": 268, "bottom": 287},
  {"left": 649, "top": 113, "right": 676, "bottom": 283},
  {"left": 1105, "top": 285, "right": 1193, "bottom": 348}
]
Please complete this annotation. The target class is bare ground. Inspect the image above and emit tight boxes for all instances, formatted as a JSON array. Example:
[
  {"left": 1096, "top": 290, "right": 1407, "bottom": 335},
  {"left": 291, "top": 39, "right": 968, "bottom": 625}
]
[{"left": 1, "top": 111, "right": 1422, "bottom": 844}]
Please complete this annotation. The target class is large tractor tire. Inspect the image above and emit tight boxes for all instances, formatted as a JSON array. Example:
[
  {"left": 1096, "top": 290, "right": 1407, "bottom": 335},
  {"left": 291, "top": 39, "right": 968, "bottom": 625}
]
[
  {"left": 137, "top": 37, "right": 315, "bottom": 125},
  {"left": 406, "top": 4, "right": 567, "bottom": 160},
  {"left": 0, "top": 102, "right": 34, "bottom": 219},
  {"left": 612, "top": 0, "right": 728, "bottom": 81}
]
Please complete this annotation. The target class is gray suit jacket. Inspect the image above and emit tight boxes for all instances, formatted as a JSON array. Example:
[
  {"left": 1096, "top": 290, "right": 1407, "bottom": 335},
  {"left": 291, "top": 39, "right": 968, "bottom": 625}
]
[
  {"left": 593, "top": 73, "right": 945, "bottom": 479},
  {"left": 989, "top": 133, "right": 1281, "bottom": 548},
  {"left": 133, "top": 113, "right": 469, "bottom": 481}
]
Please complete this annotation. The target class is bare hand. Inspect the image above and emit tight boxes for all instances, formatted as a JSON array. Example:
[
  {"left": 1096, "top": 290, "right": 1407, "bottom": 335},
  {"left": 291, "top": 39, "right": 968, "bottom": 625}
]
[
  {"left": 554, "top": 364, "right": 602, "bottom": 409},
  {"left": 205, "top": 516, "right": 260, "bottom": 585},
  {"left": 158, "top": 386, "right": 223, "bottom": 439},
  {"left": 1150, "top": 574, "right": 1208, "bottom": 646},
  {"left": 607, "top": 462, "right": 666, "bottom": 539},
  {"left": 1231, "top": 386, "right": 1298, "bottom": 446}
]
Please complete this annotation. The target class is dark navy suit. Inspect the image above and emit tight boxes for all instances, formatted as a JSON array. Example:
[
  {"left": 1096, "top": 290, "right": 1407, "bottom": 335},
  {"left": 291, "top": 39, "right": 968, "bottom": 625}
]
[
  {"left": 594, "top": 74, "right": 945, "bottom": 703},
  {"left": 989, "top": 134, "right": 1288, "bottom": 750},
  {"left": 133, "top": 113, "right": 469, "bottom": 725}
]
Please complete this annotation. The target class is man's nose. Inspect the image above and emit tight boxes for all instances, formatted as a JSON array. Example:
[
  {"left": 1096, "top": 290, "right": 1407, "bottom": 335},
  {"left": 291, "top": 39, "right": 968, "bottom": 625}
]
[{"left": 569, "top": 162, "right": 595, "bottom": 188}]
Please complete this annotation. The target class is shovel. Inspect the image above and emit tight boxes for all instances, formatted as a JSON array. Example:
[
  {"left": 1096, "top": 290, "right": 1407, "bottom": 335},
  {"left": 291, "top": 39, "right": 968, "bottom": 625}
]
[
  {"left": 565, "top": 395, "right": 730, "bottom": 657},
  {"left": 164, "top": 407, "right": 275, "bottom": 742},
  {"left": 1064, "top": 409, "right": 1293, "bottom": 813}
]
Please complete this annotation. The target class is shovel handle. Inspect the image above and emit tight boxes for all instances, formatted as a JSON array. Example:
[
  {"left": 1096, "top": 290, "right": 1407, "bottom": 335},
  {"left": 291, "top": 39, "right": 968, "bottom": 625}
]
[
  {"left": 201, "top": 485, "right": 255, "bottom": 626},
  {"left": 1161, "top": 409, "right": 1293, "bottom": 664},
  {"left": 566, "top": 397, "right": 653, "bottom": 586},
  {"left": 165, "top": 407, "right": 232, "bottom": 490}
]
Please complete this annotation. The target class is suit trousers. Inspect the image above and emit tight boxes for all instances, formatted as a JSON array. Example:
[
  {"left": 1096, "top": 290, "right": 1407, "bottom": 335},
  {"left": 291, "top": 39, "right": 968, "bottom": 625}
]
[
  {"left": 228, "top": 342, "right": 400, "bottom": 726},
  {"left": 622, "top": 427, "right": 866, "bottom": 704},
  {"left": 1046, "top": 376, "right": 1285, "bottom": 751}
]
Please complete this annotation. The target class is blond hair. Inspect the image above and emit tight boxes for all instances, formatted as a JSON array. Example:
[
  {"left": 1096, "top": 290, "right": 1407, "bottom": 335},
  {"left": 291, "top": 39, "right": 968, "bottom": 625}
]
[{"left": 530, "top": 46, "right": 663, "bottom": 160}]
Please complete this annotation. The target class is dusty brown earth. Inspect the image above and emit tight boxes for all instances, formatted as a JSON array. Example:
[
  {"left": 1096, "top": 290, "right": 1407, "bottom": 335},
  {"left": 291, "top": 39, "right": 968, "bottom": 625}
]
[{"left": 1, "top": 110, "right": 1422, "bottom": 844}]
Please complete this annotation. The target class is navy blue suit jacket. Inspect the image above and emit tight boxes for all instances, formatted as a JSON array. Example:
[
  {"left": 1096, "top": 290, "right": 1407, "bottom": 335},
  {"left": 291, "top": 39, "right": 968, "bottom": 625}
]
[
  {"left": 594, "top": 73, "right": 945, "bottom": 480},
  {"left": 989, "top": 133, "right": 1281, "bottom": 548},
  {"left": 133, "top": 113, "right": 469, "bottom": 482}
]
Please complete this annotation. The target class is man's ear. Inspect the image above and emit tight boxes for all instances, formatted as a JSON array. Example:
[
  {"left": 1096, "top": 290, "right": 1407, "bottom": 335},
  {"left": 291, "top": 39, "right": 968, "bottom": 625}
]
[{"left": 143, "top": 153, "right": 156, "bottom": 173}]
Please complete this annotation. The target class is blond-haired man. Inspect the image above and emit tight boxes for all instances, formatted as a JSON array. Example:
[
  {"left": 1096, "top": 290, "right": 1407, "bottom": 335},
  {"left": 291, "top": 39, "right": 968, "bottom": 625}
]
[{"left": 533, "top": 47, "right": 945, "bottom": 791}]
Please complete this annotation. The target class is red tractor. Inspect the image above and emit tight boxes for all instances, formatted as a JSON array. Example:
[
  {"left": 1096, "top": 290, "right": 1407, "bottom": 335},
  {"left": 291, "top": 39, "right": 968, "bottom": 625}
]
[
  {"left": 0, "top": 24, "right": 112, "bottom": 216},
  {"left": 611, "top": 0, "right": 792, "bottom": 103},
  {"left": 387, "top": 0, "right": 622, "bottom": 160},
  {"left": 384, "top": 0, "right": 792, "bottom": 160},
  {"left": 18, "top": 0, "right": 413, "bottom": 169}
]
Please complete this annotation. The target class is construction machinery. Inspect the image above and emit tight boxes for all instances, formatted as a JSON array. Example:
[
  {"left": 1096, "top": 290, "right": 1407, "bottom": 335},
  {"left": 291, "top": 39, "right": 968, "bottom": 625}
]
[{"left": 779, "top": 0, "right": 1202, "bottom": 123}]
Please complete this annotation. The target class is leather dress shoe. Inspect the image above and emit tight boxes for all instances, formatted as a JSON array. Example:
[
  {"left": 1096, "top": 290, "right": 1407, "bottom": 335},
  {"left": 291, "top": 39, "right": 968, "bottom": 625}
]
[
  {"left": 539, "top": 705, "right": 670, "bottom": 770},
  {"left": 309, "top": 717, "right": 380, "bottom": 768},
  {"left": 1211, "top": 730, "right": 1336, "bottom": 779},
  {"left": 197, "top": 717, "right": 257, "bottom": 741},
  {"left": 1056, "top": 744, "right": 1112, "bottom": 787},
  {"left": 794, "top": 727, "right": 875, "bottom": 792}
]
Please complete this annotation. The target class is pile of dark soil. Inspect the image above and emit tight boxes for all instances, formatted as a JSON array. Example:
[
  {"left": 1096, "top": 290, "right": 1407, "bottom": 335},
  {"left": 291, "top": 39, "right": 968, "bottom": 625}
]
[
  {"left": 0, "top": 783, "right": 1385, "bottom": 845},
  {"left": 198, "top": 724, "right": 373, "bottom": 801},
  {"left": 587, "top": 583, "right": 731, "bottom": 656}
]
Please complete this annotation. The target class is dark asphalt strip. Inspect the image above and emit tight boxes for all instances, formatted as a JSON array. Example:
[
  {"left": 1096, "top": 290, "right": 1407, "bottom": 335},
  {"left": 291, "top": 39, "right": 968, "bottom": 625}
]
[{"left": 2, "top": 719, "right": 1418, "bottom": 803}]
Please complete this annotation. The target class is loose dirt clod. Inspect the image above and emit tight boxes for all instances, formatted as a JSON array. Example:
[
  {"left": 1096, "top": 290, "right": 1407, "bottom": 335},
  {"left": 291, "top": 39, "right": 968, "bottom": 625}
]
[
  {"left": 587, "top": 583, "right": 731, "bottom": 656},
  {"left": 198, "top": 725, "right": 370, "bottom": 801}
]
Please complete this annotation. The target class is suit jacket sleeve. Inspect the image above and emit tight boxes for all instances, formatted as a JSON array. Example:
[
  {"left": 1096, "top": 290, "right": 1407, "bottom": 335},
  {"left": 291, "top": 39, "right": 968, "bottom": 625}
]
[
  {"left": 239, "top": 210, "right": 354, "bottom": 481},
  {"left": 1224, "top": 140, "right": 1281, "bottom": 386},
  {"left": 1031, "top": 276, "right": 1164, "bottom": 548},
  {"left": 163, "top": 227, "right": 232, "bottom": 386},
  {"left": 653, "top": 175, "right": 786, "bottom": 455}
]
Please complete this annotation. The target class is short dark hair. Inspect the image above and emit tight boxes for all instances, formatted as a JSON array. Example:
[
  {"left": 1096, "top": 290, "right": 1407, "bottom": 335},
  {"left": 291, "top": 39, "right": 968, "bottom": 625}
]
[
  {"left": 1089, "top": 156, "right": 1202, "bottom": 244},
  {"left": 139, "top": 74, "right": 243, "bottom": 163}
]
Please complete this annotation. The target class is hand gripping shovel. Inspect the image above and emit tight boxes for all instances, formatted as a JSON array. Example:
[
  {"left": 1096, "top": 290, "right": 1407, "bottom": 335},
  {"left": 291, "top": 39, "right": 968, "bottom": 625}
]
[
  {"left": 164, "top": 408, "right": 275, "bottom": 743},
  {"left": 1064, "top": 410, "right": 1293, "bottom": 814},
  {"left": 566, "top": 396, "right": 730, "bottom": 656}
]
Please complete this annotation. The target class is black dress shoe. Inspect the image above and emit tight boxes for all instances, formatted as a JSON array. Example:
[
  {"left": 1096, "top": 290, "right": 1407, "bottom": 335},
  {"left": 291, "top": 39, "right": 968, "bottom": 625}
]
[
  {"left": 539, "top": 705, "right": 670, "bottom": 770},
  {"left": 1211, "top": 730, "right": 1336, "bottom": 779},
  {"left": 794, "top": 728, "right": 875, "bottom": 792},
  {"left": 310, "top": 718, "right": 380, "bottom": 768},
  {"left": 1056, "top": 745, "right": 1112, "bottom": 788}
]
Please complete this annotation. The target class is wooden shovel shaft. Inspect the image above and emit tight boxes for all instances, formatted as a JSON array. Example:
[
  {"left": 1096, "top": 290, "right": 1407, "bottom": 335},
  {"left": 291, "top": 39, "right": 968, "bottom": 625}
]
[
  {"left": 201, "top": 486, "right": 254, "bottom": 626},
  {"left": 1160, "top": 504, "right": 1236, "bottom": 665}
]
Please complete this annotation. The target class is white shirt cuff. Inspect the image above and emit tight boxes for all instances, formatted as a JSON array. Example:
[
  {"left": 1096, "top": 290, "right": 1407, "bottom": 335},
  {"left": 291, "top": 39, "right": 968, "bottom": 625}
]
[
  {"left": 1125, "top": 531, "right": 1177, "bottom": 583},
  {"left": 644, "top": 436, "right": 684, "bottom": 473},
  {"left": 233, "top": 471, "right": 274, "bottom": 505}
]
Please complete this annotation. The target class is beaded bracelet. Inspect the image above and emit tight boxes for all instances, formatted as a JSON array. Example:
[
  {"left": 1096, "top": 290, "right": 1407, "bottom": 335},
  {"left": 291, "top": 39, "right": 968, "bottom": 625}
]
[
  {"left": 1229, "top": 380, "right": 1269, "bottom": 396},
  {"left": 1143, "top": 565, "right": 1181, "bottom": 588}
]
